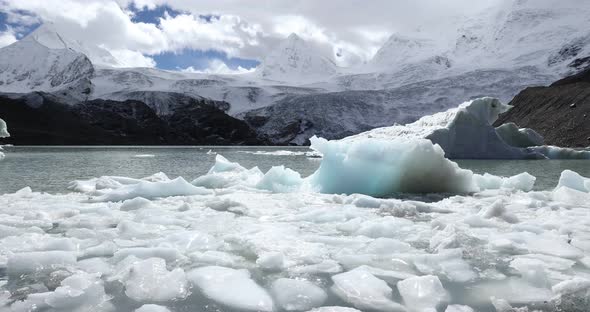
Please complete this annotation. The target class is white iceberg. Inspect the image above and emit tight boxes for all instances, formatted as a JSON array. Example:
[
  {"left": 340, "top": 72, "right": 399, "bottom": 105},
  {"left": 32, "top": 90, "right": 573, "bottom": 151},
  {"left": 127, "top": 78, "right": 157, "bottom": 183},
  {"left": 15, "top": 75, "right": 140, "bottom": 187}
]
[
  {"left": 308, "top": 136, "right": 477, "bottom": 196},
  {"left": 344, "top": 97, "right": 590, "bottom": 159},
  {"left": 0, "top": 118, "right": 9, "bottom": 160},
  {"left": 0, "top": 118, "right": 8, "bottom": 138}
]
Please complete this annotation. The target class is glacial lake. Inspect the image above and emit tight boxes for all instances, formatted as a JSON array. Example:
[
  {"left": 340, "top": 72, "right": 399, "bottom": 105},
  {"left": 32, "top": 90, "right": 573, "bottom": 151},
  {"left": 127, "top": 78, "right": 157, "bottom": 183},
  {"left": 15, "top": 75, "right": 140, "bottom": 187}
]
[{"left": 1, "top": 146, "right": 590, "bottom": 194}]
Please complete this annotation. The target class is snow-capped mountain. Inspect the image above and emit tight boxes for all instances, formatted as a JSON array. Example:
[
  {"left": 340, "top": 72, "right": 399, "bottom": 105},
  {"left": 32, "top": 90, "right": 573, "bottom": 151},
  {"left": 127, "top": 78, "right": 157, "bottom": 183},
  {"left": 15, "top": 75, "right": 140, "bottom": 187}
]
[
  {"left": 256, "top": 33, "right": 339, "bottom": 83},
  {"left": 369, "top": 34, "right": 442, "bottom": 71},
  {"left": 0, "top": 0, "right": 589, "bottom": 145},
  {"left": 0, "top": 24, "right": 94, "bottom": 99}
]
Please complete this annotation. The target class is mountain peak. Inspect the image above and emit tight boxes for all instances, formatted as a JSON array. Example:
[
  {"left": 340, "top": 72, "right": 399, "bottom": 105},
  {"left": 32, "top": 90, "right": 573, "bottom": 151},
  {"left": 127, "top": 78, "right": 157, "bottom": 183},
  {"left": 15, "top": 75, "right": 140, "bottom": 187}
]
[
  {"left": 286, "top": 33, "right": 303, "bottom": 42},
  {"left": 256, "top": 33, "right": 338, "bottom": 83},
  {"left": 24, "top": 23, "right": 75, "bottom": 50}
]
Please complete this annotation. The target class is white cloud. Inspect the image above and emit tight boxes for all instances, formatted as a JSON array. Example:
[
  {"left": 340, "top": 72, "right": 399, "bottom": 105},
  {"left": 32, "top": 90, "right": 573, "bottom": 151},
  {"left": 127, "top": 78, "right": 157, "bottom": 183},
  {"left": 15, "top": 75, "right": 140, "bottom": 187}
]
[
  {"left": 1, "top": 0, "right": 505, "bottom": 67},
  {"left": 181, "top": 59, "right": 255, "bottom": 75},
  {"left": 0, "top": 29, "right": 17, "bottom": 48}
]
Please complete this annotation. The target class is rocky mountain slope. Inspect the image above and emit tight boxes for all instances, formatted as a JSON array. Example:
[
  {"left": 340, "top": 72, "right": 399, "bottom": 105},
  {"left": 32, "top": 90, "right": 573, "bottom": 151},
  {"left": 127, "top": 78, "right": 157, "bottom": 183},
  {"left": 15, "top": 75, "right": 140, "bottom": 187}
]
[
  {"left": 495, "top": 68, "right": 590, "bottom": 147},
  {"left": 0, "top": 93, "right": 264, "bottom": 145}
]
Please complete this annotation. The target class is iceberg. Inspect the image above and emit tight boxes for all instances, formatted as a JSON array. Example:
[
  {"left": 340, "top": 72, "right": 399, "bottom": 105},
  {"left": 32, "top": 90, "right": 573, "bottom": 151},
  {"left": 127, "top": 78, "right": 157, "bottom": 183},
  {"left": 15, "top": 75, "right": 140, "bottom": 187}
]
[
  {"left": 0, "top": 118, "right": 9, "bottom": 160},
  {"left": 344, "top": 97, "right": 590, "bottom": 159},
  {"left": 307, "top": 136, "right": 534, "bottom": 195},
  {"left": 0, "top": 118, "right": 8, "bottom": 138}
]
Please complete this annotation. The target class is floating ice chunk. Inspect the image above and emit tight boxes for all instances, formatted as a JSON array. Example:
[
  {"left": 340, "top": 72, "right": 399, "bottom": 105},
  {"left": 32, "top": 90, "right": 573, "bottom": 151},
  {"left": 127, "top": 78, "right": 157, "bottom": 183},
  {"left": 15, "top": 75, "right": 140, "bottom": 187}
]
[
  {"left": 354, "top": 265, "right": 417, "bottom": 283},
  {"left": 479, "top": 199, "right": 519, "bottom": 223},
  {"left": 445, "top": 305, "right": 474, "bottom": 312},
  {"left": 552, "top": 277, "right": 590, "bottom": 296},
  {"left": 364, "top": 238, "right": 416, "bottom": 254},
  {"left": 495, "top": 122, "right": 544, "bottom": 148},
  {"left": 256, "top": 166, "right": 303, "bottom": 193},
  {"left": 44, "top": 272, "right": 112, "bottom": 312},
  {"left": 308, "top": 136, "right": 477, "bottom": 196},
  {"left": 7, "top": 251, "right": 76, "bottom": 276},
  {"left": 124, "top": 258, "right": 188, "bottom": 302},
  {"left": 355, "top": 216, "right": 414, "bottom": 238},
  {"left": 473, "top": 172, "right": 535, "bottom": 192},
  {"left": 189, "top": 250, "right": 249, "bottom": 268},
  {"left": 309, "top": 308, "right": 362, "bottom": 312},
  {"left": 331, "top": 267, "right": 406, "bottom": 312},
  {"left": 529, "top": 145, "right": 590, "bottom": 159},
  {"left": 134, "top": 154, "right": 156, "bottom": 158},
  {"left": 509, "top": 258, "right": 550, "bottom": 288},
  {"left": 120, "top": 197, "right": 154, "bottom": 211},
  {"left": 187, "top": 266, "right": 273, "bottom": 311},
  {"left": 256, "top": 251, "right": 286, "bottom": 271},
  {"left": 470, "top": 278, "right": 553, "bottom": 305},
  {"left": 556, "top": 170, "right": 590, "bottom": 193},
  {"left": 208, "top": 154, "right": 244, "bottom": 173},
  {"left": 552, "top": 186, "right": 590, "bottom": 206},
  {"left": 397, "top": 275, "right": 448, "bottom": 312},
  {"left": 135, "top": 304, "right": 171, "bottom": 312},
  {"left": 91, "top": 177, "right": 211, "bottom": 202},
  {"left": 270, "top": 278, "right": 327, "bottom": 311},
  {"left": 0, "top": 118, "right": 9, "bottom": 138},
  {"left": 412, "top": 249, "right": 476, "bottom": 283},
  {"left": 159, "top": 231, "right": 221, "bottom": 253},
  {"left": 0, "top": 151, "right": 4, "bottom": 160},
  {"left": 113, "top": 247, "right": 185, "bottom": 264},
  {"left": 192, "top": 154, "right": 264, "bottom": 189},
  {"left": 289, "top": 260, "right": 343, "bottom": 274}
]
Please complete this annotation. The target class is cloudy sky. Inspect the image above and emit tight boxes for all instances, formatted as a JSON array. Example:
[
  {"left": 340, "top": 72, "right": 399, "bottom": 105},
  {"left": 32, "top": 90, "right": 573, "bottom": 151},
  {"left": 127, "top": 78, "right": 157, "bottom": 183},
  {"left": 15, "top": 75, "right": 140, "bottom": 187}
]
[{"left": 0, "top": 0, "right": 501, "bottom": 72}]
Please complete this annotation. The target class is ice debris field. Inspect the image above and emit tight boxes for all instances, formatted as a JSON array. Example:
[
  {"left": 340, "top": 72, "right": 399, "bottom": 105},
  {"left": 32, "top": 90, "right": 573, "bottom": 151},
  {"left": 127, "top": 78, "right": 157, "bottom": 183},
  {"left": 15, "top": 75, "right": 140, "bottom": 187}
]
[
  {"left": 2, "top": 99, "right": 590, "bottom": 312},
  {"left": 1, "top": 137, "right": 590, "bottom": 312}
]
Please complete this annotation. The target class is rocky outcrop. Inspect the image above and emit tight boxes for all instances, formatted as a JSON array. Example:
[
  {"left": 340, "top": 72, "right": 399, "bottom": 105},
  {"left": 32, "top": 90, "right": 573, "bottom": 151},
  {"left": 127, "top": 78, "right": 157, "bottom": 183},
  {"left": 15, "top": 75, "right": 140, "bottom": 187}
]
[
  {"left": 0, "top": 93, "right": 265, "bottom": 145},
  {"left": 495, "top": 69, "right": 590, "bottom": 147}
]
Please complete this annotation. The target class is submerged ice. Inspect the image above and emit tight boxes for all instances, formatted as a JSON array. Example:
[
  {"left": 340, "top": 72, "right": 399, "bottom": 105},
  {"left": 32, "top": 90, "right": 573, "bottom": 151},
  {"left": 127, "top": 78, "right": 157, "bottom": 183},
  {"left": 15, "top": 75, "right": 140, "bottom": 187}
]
[{"left": 2, "top": 131, "right": 590, "bottom": 311}]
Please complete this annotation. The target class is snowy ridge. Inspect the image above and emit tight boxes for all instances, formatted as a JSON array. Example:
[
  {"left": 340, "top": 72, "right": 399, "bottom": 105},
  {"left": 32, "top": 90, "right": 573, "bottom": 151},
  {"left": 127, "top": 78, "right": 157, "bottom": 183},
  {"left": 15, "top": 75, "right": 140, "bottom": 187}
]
[{"left": 0, "top": 25, "right": 93, "bottom": 97}]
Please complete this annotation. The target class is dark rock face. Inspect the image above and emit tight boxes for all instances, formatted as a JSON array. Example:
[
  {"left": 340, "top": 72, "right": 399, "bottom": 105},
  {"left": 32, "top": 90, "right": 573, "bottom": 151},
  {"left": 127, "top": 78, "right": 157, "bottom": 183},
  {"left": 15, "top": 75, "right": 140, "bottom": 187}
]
[
  {"left": 495, "top": 69, "right": 590, "bottom": 147},
  {"left": 0, "top": 93, "right": 265, "bottom": 145}
]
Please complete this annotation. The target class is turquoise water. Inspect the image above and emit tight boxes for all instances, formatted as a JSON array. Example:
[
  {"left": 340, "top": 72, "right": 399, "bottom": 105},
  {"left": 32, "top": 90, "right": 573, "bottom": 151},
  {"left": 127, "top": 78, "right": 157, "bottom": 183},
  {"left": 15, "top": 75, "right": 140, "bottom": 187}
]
[{"left": 0, "top": 146, "right": 589, "bottom": 194}]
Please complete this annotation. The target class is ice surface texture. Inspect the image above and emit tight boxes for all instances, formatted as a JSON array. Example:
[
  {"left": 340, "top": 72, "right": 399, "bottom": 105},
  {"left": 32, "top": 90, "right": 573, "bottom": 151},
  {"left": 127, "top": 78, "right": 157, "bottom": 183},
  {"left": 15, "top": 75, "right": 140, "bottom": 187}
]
[{"left": 3, "top": 124, "right": 590, "bottom": 311}]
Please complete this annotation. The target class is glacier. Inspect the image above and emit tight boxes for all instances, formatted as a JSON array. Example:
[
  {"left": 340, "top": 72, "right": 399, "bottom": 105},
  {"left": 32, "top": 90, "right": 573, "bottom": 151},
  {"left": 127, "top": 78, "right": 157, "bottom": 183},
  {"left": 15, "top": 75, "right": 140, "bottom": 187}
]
[
  {"left": 2, "top": 136, "right": 590, "bottom": 311},
  {"left": 344, "top": 97, "right": 590, "bottom": 159}
]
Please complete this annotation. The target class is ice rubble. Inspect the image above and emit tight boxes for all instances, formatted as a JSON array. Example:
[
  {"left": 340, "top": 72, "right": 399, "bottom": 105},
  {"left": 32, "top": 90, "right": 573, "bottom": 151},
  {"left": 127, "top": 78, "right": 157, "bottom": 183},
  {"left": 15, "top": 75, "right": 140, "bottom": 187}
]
[
  {"left": 2, "top": 140, "right": 590, "bottom": 311},
  {"left": 344, "top": 97, "right": 590, "bottom": 159}
]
